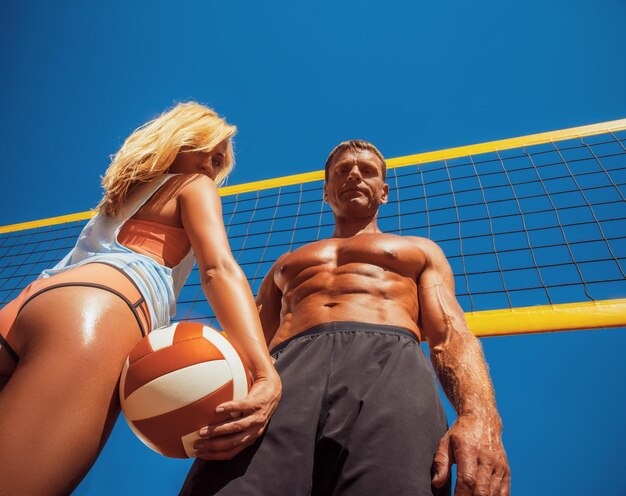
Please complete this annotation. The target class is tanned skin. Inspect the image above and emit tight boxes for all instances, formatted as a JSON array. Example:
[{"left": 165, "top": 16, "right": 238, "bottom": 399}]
[
  {"left": 0, "top": 143, "right": 280, "bottom": 494},
  {"left": 253, "top": 146, "right": 510, "bottom": 496}
]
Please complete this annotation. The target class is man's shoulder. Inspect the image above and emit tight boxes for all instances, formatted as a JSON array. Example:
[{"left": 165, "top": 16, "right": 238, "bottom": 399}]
[
  {"left": 368, "top": 234, "right": 449, "bottom": 267},
  {"left": 362, "top": 232, "right": 442, "bottom": 250},
  {"left": 399, "top": 235, "right": 447, "bottom": 260},
  {"left": 400, "top": 234, "right": 441, "bottom": 249}
]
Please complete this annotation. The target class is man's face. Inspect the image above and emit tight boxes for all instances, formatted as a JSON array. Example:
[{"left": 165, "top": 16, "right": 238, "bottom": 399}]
[{"left": 324, "top": 148, "right": 389, "bottom": 217}]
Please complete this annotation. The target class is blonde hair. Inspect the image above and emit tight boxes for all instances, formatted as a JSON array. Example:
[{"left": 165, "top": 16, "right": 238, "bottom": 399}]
[{"left": 97, "top": 102, "right": 237, "bottom": 216}]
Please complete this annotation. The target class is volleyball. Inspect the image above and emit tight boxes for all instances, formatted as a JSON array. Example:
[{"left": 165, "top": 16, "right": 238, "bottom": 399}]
[{"left": 119, "top": 321, "right": 251, "bottom": 458}]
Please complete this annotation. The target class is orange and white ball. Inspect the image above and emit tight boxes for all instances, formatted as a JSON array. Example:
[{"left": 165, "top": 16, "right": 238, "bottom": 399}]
[{"left": 119, "top": 321, "right": 251, "bottom": 458}]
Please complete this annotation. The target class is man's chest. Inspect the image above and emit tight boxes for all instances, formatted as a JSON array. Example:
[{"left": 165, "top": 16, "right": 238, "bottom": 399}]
[{"left": 275, "top": 235, "right": 425, "bottom": 287}]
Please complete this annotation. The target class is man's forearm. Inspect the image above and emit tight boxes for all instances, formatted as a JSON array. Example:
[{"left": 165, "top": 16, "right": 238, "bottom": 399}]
[
  {"left": 430, "top": 329, "right": 501, "bottom": 427},
  {"left": 429, "top": 327, "right": 510, "bottom": 494}
]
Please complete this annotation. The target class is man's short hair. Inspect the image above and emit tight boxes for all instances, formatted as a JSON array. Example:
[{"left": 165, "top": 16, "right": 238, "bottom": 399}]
[{"left": 324, "top": 140, "right": 387, "bottom": 181}]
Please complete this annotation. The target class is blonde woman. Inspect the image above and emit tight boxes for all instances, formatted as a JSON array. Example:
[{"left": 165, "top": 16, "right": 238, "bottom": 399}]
[{"left": 0, "top": 102, "right": 281, "bottom": 495}]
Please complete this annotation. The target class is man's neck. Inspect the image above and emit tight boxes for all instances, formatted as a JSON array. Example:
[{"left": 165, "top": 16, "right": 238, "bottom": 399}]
[{"left": 331, "top": 214, "right": 382, "bottom": 238}]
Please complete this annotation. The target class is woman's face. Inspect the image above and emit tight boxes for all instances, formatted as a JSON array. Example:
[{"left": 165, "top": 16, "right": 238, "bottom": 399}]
[{"left": 169, "top": 140, "right": 228, "bottom": 180}]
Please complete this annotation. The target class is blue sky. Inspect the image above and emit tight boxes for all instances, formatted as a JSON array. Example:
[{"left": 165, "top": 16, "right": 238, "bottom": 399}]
[{"left": 1, "top": 1, "right": 625, "bottom": 494}]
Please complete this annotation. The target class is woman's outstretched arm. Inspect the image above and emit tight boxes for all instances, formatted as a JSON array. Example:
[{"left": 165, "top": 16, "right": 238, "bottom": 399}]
[{"left": 178, "top": 174, "right": 281, "bottom": 460}]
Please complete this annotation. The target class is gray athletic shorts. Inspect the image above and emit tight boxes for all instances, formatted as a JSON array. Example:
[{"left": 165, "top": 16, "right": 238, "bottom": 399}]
[{"left": 180, "top": 321, "right": 450, "bottom": 496}]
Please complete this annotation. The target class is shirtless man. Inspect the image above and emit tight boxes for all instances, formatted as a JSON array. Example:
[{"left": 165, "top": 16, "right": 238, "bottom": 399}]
[{"left": 181, "top": 140, "right": 510, "bottom": 496}]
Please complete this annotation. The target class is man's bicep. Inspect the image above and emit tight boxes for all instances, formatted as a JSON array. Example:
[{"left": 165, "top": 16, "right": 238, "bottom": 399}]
[
  {"left": 417, "top": 242, "right": 468, "bottom": 350},
  {"left": 256, "top": 271, "right": 281, "bottom": 318},
  {"left": 256, "top": 263, "right": 283, "bottom": 345}
]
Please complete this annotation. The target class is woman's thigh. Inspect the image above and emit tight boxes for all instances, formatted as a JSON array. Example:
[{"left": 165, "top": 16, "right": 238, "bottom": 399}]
[
  {"left": 0, "top": 349, "right": 15, "bottom": 388},
  {"left": 0, "top": 286, "right": 144, "bottom": 496}
]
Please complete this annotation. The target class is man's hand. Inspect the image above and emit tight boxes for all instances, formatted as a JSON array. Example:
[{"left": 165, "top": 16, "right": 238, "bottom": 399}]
[{"left": 432, "top": 414, "right": 510, "bottom": 496}]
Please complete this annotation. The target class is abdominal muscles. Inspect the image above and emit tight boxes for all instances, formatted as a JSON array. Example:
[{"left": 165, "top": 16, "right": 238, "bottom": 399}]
[{"left": 280, "top": 266, "right": 420, "bottom": 337}]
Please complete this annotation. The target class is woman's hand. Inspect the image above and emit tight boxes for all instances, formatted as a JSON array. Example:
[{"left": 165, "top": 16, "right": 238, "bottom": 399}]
[{"left": 193, "top": 370, "right": 281, "bottom": 461}]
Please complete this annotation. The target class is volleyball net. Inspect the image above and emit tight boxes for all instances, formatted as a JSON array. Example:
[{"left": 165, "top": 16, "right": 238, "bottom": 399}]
[{"left": 1, "top": 119, "right": 625, "bottom": 337}]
